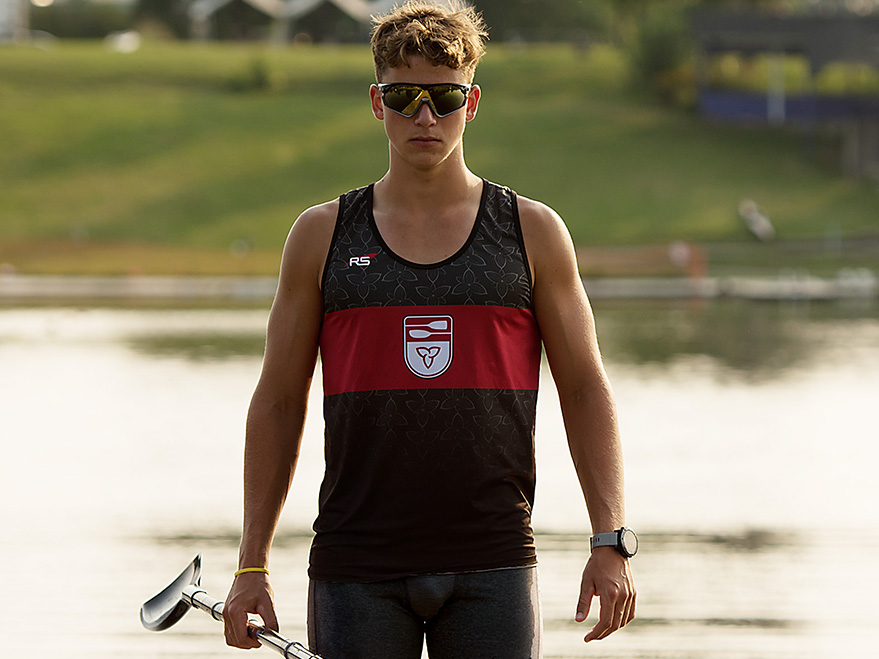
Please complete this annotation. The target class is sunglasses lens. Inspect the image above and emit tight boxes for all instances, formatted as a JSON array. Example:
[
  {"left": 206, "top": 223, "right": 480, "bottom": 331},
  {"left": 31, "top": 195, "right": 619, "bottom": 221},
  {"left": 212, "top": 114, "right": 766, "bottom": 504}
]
[
  {"left": 430, "top": 85, "right": 468, "bottom": 116},
  {"left": 383, "top": 85, "right": 424, "bottom": 116},
  {"left": 382, "top": 84, "right": 468, "bottom": 117}
]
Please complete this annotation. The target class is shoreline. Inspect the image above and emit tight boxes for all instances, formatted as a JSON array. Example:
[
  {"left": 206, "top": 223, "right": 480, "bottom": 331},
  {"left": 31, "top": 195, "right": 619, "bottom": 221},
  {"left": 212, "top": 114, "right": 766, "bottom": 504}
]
[{"left": 1, "top": 271, "right": 876, "bottom": 303}]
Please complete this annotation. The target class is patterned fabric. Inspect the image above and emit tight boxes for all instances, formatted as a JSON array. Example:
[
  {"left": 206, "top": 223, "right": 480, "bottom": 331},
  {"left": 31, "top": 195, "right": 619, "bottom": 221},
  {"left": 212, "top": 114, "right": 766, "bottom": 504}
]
[
  {"left": 321, "top": 183, "right": 532, "bottom": 312},
  {"left": 310, "top": 181, "right": 542, "bottom": 582}
]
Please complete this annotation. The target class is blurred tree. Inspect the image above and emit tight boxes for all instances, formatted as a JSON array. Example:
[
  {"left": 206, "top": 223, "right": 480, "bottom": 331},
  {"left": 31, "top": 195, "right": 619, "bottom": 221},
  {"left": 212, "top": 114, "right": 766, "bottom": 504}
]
[
  {"left": 30, "top": 0, "right": 133, "bottom": 38},
  {"left": 631, "top": 3, "right": 694, "bottom": 102},
  {"left": 133, "top": 0, "right": 192, "bottom": 38},
  {"left": 688, "top": 0, "right": 812, "bottom": 9},
  {"left": 473, "top": 0, "right": 802, "bottom": 47},
  {"left": 473, "top": 0, "right": 613, "bottom": 43}
]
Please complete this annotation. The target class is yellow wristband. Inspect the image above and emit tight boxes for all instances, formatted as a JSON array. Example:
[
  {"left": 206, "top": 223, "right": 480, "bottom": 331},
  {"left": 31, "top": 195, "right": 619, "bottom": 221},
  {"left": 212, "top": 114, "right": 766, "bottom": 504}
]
[{"left": 234, "top": 567, "right": 269, "bottom": 577}]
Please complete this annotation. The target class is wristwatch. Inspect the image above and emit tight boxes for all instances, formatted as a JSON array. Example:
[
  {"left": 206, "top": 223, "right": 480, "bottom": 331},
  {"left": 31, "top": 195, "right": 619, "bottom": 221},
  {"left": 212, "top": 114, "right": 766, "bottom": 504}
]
[{"left": 590, "top": 527, "right": 638, "bottom": 558}]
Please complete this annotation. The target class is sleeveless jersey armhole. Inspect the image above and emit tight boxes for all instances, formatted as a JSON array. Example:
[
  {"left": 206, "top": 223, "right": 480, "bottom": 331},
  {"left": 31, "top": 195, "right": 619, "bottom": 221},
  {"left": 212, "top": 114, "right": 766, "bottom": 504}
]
[
  {"left": 510, "top": 191, "right": 535, "bottom": 300},
  {"left": 319, "top": 194, "right": 348, "bottom": 302}
]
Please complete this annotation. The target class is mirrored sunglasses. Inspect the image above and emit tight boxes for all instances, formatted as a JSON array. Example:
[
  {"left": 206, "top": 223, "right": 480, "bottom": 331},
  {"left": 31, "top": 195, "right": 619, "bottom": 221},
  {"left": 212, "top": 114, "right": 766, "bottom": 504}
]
[{"left": 378, "top": 83, "right": 472, "bottom": 118}]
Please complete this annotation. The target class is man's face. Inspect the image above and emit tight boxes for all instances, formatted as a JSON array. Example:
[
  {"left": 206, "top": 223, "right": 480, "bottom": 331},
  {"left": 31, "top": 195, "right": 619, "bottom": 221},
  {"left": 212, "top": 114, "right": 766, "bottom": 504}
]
[{"left": 370, "top": 56, "right": 480, "bottom": 171}]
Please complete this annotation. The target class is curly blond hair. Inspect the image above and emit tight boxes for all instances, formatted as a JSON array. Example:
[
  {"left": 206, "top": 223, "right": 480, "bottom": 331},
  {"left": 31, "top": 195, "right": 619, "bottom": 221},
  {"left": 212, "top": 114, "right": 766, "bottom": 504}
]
[{"left": 371, "top": 1, "right": 488, "bottom": 82}]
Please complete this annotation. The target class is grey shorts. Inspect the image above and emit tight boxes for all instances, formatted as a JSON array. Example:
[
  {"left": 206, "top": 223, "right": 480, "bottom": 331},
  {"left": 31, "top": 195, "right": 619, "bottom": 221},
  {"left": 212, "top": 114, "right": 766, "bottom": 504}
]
[{"left": 307, "top": 566, "right": 542, "bottom": 658}]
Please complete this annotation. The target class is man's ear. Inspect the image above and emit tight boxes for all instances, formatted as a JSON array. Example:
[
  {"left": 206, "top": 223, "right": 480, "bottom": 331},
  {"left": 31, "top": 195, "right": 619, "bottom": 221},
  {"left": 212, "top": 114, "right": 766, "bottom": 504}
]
[
  {"left": 465, "top": 85, "right": 481, "bottom": 122},
  {"left": 370, "top": 85, "right": 385, "bottom": 120}
]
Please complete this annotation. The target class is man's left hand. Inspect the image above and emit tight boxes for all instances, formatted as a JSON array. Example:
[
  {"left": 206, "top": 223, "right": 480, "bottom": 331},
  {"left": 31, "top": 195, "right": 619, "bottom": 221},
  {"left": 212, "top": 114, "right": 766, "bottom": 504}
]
[{"left": 575, "top": 547, "right": 636, "bottom": 642}]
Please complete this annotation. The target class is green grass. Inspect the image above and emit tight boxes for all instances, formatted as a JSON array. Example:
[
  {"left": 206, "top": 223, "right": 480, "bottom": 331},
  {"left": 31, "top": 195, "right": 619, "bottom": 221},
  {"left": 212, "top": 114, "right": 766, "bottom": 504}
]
[{"left": 1, "top": 40, "right": 877, "bottom": 275}]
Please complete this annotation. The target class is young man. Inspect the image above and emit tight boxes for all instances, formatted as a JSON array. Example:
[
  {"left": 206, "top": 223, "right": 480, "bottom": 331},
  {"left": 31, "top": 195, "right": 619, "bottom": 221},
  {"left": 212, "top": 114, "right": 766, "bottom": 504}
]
[{"left": 223, "top": 2, "right": 636, "bottom": 656}]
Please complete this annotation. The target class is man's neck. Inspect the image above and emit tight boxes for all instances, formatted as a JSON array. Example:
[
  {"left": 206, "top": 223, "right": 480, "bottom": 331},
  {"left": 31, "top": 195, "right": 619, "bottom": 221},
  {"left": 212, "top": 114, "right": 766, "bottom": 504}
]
[
  {"left": 371, "top": 158, "right": 484, "bottom": 265},
  {"left": 376, "top": 157, "right": 482, "bottom": 216}
]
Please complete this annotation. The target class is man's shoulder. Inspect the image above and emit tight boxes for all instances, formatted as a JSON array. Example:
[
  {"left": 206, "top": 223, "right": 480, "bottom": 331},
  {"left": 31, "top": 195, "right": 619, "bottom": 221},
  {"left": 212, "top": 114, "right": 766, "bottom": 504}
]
[
  {"left": 285, "top": 198, "right": 339, "bottom": 246},
  {"left": 514, "top": 193, "right": 577, "bottom": 279},
  {"left": 297, "top": 197, "right": 340, "bottom": 226},
  {"left": 481, "top": 180, "right": 560, "bottom": 226},
  {"left": 515, "top": 194, "right": 567, "bottom": 236},
  {"left": 294, "top": 182, "right": 375, "bottom": 228},
  {"left": 280, "top": 199, "right": 341, "bottom": 276}
]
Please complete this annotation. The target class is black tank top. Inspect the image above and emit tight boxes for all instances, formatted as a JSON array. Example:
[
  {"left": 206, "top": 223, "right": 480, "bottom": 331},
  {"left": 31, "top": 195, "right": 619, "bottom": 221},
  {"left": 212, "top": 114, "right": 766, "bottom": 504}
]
[{"left": 310, "top": 180, "right": 541, "bottom": 582}]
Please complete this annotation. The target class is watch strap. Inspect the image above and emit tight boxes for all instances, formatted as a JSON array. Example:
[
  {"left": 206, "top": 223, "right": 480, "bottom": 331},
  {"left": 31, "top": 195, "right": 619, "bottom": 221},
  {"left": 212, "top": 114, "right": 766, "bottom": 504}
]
[{"left": 589, "top": 531, "right": 619, "bottom": 552}]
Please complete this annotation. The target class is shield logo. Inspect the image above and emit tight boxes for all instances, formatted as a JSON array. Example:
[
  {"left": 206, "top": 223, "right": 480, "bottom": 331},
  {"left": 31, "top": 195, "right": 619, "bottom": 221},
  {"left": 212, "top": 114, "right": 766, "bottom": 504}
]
[{"left": 403, "top": 315, "right": 453, "bottom": 379}]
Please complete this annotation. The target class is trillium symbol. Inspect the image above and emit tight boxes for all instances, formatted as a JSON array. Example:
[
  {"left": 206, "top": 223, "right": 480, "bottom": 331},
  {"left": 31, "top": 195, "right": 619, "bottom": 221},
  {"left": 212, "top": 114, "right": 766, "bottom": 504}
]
[{"left": 416, "top": 346, "right": 442, "bottom": 369}]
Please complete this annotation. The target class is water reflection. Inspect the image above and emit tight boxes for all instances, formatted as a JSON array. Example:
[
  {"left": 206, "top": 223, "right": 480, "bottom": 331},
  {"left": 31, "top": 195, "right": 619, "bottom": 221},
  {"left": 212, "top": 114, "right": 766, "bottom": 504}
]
[
  {"left": 120, "top": 299, "right": 879, "bottom": 380},
  {"left": 624, "top": 529, "right": 794, "bottom": 552},
  {"left": 137, "top": 529, "right": 815, "bottom": 655},
  {"left": 129, "top": 332, "right": 266, "bottom": 361},
  {"left": 2, "top": 301, "right": 877, "bottom": 659},
  {"left": 150, "top": 528, "right": 796, "bottom": 553},
  {"left": 595, "top": 299, "right": 877, "bottom": 379}
]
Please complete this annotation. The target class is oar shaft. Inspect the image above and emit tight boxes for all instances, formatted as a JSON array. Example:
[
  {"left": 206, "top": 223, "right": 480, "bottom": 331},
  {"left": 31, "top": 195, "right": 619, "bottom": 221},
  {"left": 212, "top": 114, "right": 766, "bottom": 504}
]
[
  {"left": 181, "top": 585, "right": 320, "bottom": 659},
  {"left": 182, "top": 585, "right": 225, "bottom": 621}
]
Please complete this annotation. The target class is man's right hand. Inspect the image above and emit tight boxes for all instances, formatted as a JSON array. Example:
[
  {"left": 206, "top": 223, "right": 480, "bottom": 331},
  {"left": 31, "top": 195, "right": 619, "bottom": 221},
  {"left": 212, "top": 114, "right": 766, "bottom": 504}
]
[{"left": 222, "top": 573, "right": 280, "bottom": 649}]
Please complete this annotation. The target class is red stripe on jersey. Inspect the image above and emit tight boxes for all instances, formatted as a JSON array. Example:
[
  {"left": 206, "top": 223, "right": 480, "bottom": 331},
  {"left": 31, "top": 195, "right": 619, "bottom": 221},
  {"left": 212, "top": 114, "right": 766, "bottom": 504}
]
[{"left": 320, "top": 305, "right": 541, "bottom": 396}]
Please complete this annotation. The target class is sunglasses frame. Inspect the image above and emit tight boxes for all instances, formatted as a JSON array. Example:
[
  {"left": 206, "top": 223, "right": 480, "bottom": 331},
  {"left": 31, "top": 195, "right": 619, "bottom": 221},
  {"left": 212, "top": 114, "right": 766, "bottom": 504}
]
[{"left": 377, "top": 82, "right": 473, "bottom": 118}]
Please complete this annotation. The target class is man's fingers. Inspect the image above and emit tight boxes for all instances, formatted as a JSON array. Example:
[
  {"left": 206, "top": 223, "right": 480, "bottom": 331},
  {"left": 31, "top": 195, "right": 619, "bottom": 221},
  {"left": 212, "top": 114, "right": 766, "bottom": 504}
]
[
  {"left": 224, "top": 607, "right": 261, "bottom": 649},
  {"left": 583, "top": 591, "right": 615, "bottom": 642},
  {"left": 222, "top": 575, "right": 277, "bottom": 649},
  {"left": 578, "top": 552, "right": 637, "bottom": 642},
  {"left": 623, "top": 583, "right": 637, "bottom": 626},
  {"left": 575, "top": 583, "right": 594, "bottom": 623},
  {"left": 257, "top": 601, "right": 280, "bottom": 633},
  {"left": 582, "top": 580, "right": 636, "bottom": 642}
]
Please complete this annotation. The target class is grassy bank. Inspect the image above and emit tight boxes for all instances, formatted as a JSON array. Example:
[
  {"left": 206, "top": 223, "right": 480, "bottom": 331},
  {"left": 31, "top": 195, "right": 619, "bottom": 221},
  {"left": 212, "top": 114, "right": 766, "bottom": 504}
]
[{"left": 1, "top": 40, "right": 877, "bottom": 275}]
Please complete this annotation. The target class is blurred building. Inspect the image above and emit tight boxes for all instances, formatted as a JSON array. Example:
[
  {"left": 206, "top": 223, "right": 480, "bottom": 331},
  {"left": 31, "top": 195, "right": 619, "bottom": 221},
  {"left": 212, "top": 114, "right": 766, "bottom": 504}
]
[
  {"left": 189, "top": 0, "right": 459, "bottom": 42},
  {"left": 693, "top": 9, "right": 879, "bottom": 180}
]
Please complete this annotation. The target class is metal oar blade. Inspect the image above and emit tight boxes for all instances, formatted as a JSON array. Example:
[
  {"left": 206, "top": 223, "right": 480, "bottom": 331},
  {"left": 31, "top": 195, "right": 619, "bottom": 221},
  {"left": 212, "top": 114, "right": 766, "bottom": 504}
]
[
  {"left": 140, "top": 554, "right": 202, "bottom": 631},
  {"left": 141, "top": 555, "right": 321, "bottom": 657}
]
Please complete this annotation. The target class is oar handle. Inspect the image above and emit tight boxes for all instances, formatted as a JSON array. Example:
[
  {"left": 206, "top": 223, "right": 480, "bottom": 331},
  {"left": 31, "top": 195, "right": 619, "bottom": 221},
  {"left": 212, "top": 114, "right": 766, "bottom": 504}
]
[{"left": 181, "top": 585, "right": 321, "bottom": 659}]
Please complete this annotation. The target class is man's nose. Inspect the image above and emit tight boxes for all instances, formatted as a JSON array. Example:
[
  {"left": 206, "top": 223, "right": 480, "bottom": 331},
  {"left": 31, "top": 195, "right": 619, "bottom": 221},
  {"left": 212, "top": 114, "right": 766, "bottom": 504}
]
[{"left": 413, "top": 100, "right": 437, "bottom": 124}]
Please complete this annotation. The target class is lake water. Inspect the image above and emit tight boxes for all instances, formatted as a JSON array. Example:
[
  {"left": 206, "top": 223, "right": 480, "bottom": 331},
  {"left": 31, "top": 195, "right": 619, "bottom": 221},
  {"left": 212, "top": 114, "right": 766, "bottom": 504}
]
[{"left": 1, "top": 299, "right": 877, "bottom": 658}]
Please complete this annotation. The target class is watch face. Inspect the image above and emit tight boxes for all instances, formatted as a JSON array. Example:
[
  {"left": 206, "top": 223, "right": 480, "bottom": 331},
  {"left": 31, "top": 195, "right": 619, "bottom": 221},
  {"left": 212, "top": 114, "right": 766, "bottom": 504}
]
[{"left": 621, "top": 528, "right": 638, "bottom": 556}]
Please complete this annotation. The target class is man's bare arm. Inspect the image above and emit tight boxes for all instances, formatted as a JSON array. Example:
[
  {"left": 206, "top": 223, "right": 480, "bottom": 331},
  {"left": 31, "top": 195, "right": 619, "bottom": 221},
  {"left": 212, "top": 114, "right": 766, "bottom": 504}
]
[
  {"left": 519, "top": 197, "right": 636, "bottom": 643},
  {"left": 223, "top": 202, "right": 336, "bottom": 650}
]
